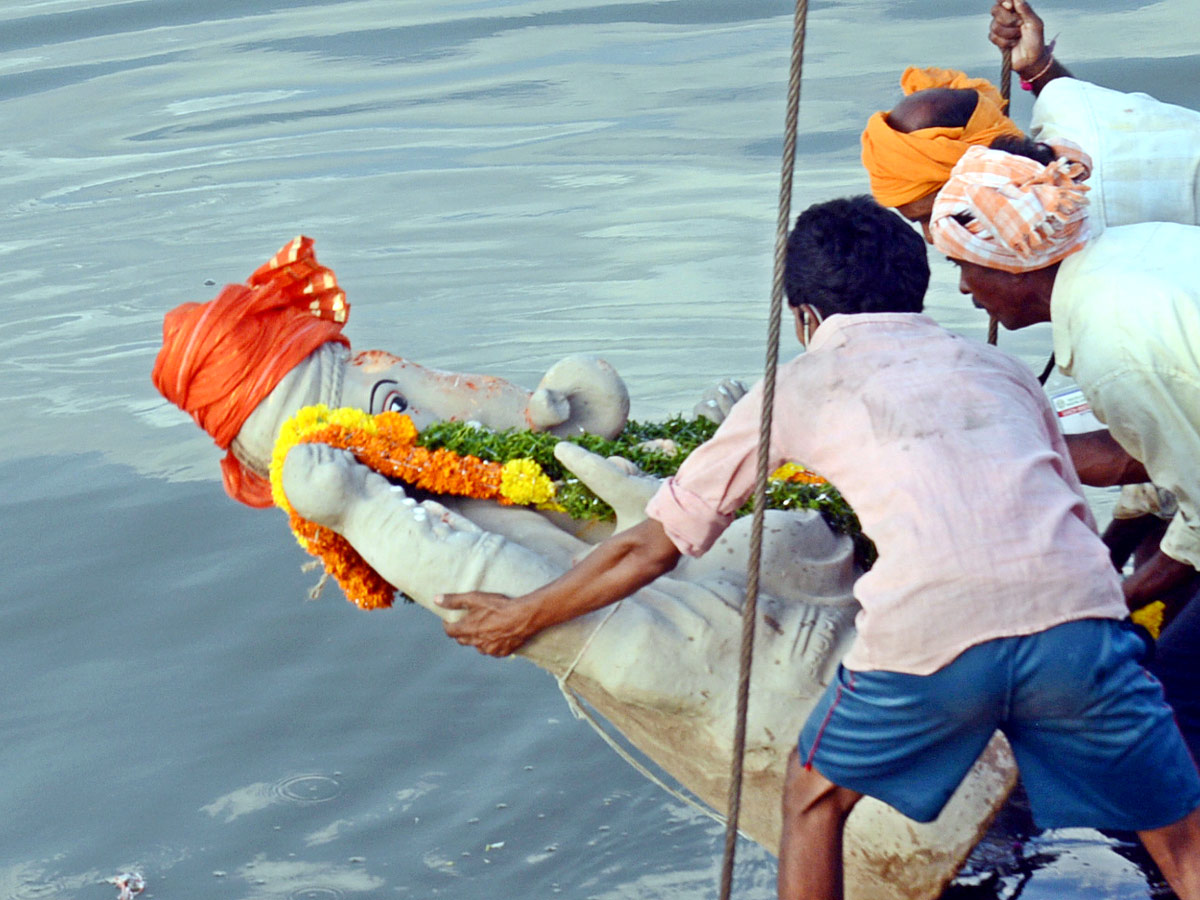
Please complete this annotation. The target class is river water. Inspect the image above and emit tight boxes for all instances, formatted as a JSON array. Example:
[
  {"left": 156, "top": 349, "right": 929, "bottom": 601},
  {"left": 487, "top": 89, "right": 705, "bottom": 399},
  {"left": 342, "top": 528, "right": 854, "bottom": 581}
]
[{"left": 1, "top": 2, "right": 1197, "bottom": 899}]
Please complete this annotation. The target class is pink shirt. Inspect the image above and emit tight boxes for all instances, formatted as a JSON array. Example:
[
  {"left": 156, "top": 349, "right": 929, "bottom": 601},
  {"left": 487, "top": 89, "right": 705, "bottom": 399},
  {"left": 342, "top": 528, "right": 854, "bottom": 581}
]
[{"left": 646, "top": 313, "right": 1126, "bottom": 674}]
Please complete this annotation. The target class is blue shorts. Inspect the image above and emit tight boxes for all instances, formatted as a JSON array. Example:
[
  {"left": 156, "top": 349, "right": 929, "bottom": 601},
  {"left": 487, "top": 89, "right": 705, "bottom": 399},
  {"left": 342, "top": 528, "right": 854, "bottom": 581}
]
[
  {"left": 797, "top": 618, "right": 1200, "bottom": 830},
  {"left": 1150, "top": 589, "right": 1200, "bottom": 763}
]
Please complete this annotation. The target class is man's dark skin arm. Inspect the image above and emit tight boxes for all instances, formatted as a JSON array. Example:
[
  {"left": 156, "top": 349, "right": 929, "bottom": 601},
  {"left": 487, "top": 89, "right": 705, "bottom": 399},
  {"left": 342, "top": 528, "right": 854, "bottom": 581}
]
[
  {"left": 1065, "top": 430, "right": 1148, "bottom": 487},
  {"left": 989, "top": 0, "right": 1072, "bottom": 96},
  {"left": 438, "top": 518, "right": 682, "bottom": 657},
  {"left": 1125, "top": 549, "right": 1197, "bottom": 612},
  {"left": 1064, "top": 431, "right": 1197, "bottom": 610}
]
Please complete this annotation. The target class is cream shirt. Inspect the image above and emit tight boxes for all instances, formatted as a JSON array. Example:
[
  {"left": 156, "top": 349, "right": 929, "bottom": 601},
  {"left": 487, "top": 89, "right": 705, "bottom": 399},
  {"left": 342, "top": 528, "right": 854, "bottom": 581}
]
[
  {"left": 1053, "top": 222, "right": 1200, "bottom": 569},
  {"left": 646, "top": 313, "right": 1125, "bottom": 675},
  {"left": 1032, "top": 78, "right": 1200, "bottom": 231}
]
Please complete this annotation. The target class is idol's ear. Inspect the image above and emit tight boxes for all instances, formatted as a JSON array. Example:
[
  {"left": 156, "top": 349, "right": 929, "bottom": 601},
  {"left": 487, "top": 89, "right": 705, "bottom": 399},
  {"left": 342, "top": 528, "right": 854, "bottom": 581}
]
[{"left": 531, "top": 355, "right": 630, "bottom": 439}]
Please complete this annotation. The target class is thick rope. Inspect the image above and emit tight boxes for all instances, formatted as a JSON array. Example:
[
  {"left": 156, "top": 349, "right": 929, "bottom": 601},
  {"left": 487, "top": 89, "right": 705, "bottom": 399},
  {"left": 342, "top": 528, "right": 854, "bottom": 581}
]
[
  {"left": 987, "top": 48, "right": 1013, "bottom": 346},
  {"left": 1000, "top": 45, "right": 1058, "bottom": 384},
  {"left": 718, "top": 2, "right": 808, "bottom": 897},
  {"left": 556, "top": 600, "right": 622, "bottom": 695},
  {"left": 557, "top": 602, "right": 733, "bottom": 831}
]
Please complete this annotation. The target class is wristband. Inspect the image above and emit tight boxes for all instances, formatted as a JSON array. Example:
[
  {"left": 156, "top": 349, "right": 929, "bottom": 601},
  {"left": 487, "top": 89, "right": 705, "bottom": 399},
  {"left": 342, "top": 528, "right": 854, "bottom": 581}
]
[{"left": 1020, "top": 38, "right": 1057, "bottom": 91}]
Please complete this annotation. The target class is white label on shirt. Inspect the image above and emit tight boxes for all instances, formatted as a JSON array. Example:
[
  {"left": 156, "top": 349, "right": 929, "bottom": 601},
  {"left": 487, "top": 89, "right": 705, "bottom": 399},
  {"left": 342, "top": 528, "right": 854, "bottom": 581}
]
[{"left": 1050, "top": 388, "right": 1104, "bottom": 435}]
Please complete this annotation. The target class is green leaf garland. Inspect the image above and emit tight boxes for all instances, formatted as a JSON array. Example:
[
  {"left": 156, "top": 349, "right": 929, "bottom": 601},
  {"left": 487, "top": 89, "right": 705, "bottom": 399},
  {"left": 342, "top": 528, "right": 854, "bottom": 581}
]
[{"left": 416, "top": 416, "right": 875, "bottom": 569}]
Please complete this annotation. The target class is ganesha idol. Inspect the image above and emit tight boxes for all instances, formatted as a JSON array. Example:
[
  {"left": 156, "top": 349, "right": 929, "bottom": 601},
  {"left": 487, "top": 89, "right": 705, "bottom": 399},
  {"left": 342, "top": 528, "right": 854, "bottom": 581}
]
[{"left": 153, "top": 236, "right": 1015, "bottom": 900}]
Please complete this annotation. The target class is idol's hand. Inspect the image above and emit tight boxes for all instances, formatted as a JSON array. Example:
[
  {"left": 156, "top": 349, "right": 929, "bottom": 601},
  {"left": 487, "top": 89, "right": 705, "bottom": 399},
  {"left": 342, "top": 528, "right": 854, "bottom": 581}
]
[
  {"left": 694, "top": 378, "right": 748, "bottom": 424},
  {"left": 554, "top": 442, "right": 660, "bottom": 533}
]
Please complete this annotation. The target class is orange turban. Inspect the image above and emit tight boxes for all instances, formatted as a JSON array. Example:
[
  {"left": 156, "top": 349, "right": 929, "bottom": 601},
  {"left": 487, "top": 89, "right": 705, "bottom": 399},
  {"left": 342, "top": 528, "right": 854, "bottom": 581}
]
[
  {"left": 930, "top": 146, "right": 1091, "bottom": 274},
  {"left": 152, "top": 236, "right": 350, "bottom": 507},
  {"left": 861, "top": 67, "right": 1025, "bottom": 207}
]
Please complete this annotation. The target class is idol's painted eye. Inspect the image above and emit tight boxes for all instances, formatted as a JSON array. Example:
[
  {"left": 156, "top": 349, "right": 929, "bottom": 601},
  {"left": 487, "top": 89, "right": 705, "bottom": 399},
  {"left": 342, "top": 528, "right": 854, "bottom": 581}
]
[{"left": 369, "top": 379, "right": 406, "bottom": 414}]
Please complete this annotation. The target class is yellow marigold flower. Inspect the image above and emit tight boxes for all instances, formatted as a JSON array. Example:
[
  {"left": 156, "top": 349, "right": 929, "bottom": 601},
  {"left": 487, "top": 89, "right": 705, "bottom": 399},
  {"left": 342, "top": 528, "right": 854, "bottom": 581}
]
[
  {"left": 270, "top": 409, "right": 313, "bottom": 514},
  {"left": 771, "top": 462, "right": 827, "bottom": 485},
  {"left": 1131, "top": 601, "right": 1165, "bottom": 640},
  {"left": 500, "top": 458, "right": 557, "bottom": 506}
]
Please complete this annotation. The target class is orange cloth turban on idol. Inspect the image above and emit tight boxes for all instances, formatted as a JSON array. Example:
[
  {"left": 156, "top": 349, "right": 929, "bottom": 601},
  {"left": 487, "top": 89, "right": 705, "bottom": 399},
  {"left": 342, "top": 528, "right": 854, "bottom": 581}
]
[
  {"left": 152, "top": 236, "right": 350, "bottom": 507},
  {"left": 861, "top": 67, "right": 1025, "bottom": 207},
  {"left": 930, "top": 146, "right": 1091, "bottom": 274}
]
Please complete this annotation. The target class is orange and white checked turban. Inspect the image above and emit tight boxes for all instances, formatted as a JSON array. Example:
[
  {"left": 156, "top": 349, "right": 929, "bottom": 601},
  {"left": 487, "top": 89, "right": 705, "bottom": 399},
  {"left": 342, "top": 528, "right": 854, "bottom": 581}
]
[
  {"left": 152, "top": 236, "right": 350, "bottom": 506},
  {"left": 930, "top": 145, "right": 1092, "bottom": 274},
  {"left": 861, "top": 67, "right": 1025, "bottom": 207}
]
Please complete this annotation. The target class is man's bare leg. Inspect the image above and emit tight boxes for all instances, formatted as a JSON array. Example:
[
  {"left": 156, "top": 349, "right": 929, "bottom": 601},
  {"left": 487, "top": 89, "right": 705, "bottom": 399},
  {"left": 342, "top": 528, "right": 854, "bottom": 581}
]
[
  {"left": 1139, "top": 804, "right": 1200, "bottom": 899},
  {"left": 778, "top": 748, "right": 862, "bottom": 900}
]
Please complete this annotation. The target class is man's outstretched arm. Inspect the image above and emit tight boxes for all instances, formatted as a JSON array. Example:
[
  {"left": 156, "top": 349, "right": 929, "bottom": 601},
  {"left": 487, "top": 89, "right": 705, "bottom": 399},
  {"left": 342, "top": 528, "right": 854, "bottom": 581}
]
[
  {"left": 989, "top": 0, "right": 1073, "bottom": 96},
  {"left": 1124, "top": 548, "right": 1198, "bottom": 612},
  {"left": 439, "top": 518, "right": 682, "bottom": 657}
]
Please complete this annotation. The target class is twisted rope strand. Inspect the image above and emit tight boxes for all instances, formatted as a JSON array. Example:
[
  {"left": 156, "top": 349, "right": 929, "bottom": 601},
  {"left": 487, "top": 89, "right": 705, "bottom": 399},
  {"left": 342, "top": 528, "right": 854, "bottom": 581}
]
[
  {"left": 988, "top": 47, "right": 1013, "bottom": 347},
  {"left": 718, "top": 2, "right": 808, "bottom": 896}
]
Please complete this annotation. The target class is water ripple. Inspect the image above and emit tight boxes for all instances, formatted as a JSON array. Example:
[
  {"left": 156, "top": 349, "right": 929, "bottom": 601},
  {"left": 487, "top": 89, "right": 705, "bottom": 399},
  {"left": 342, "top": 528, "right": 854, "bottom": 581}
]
[
  {"left": 274, "top": 774, "right": 343, "bottom": 805},
  {"left": 288, "top": 888, "right": 346, "bottom": 900},
  {"left": 202, "top": 774, "right": 342, "bottom": 823}
]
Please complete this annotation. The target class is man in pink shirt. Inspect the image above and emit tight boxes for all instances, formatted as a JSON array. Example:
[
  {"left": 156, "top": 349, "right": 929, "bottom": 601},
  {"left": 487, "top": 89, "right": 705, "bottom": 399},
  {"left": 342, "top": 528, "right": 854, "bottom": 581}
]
[{"left": 439, "top": 196, "right": 1200, "bottom": 899}]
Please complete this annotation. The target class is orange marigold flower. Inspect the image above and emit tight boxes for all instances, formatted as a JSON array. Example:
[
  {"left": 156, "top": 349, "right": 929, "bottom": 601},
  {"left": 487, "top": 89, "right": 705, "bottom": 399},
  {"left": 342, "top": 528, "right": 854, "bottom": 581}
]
[{"left": 270, "top": 406, "right": 554, "bottom": 611}]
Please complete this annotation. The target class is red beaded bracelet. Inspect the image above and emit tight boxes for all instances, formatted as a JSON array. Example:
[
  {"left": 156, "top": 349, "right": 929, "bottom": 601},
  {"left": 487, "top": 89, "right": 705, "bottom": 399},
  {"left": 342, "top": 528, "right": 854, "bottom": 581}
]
[{"left": 1020, "top": 38, "right": 1058, "bottom": 91}]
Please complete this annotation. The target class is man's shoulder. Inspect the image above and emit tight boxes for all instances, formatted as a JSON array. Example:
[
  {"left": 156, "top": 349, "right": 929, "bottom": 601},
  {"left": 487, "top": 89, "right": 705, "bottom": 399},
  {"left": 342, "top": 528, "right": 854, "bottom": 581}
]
[
  {"left": 810, "top": 314, "right": 1001, "bottom": 363},
  {"left": 1069, "top": 223, "right": 1200, "bottom": 277},
  {"left": 796, "top": 314, "right": 952, "bottom": 371},
  {"left": 1035, "top": 77, "right": 1200, "bottom": 140},
  {"left": 1036, "top": 77, "right": 1177, "bottom": 116},
  {"left": 823, "top": 316, "right": 1038, "bottom": 389},
  {"left": 962, "top": 338, "right": 1046, "bottom": 389},
  {"left": 1036, "top": 77, "right": 1120, "bottom": 106},
  {"left": 1055, "top": 225, "right": 1200, "bottom": 364}
]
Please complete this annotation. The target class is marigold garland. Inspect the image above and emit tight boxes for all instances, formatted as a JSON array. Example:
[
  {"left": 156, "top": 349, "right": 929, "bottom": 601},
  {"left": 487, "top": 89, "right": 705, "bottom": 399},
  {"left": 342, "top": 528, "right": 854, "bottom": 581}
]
[
  {"left": 269, "top": 405, "right": 556, "bottom": 609},
  {"left": 271, "top": 405, "right": 1160, "bottom": 654},
  {"left": 270, "top": 405, "right": 866, "bottom": 612}
]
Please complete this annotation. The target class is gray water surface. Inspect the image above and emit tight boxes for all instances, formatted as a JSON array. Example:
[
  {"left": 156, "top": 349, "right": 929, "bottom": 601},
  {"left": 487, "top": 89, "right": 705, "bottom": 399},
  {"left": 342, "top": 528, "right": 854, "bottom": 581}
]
[{"left": 2, "top": 2, "right": 1198, "bottom": 898}]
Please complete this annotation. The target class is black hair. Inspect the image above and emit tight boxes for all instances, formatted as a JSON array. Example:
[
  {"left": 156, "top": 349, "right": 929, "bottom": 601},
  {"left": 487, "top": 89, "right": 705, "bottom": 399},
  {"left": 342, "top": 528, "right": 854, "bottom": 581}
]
[
  {"left": 988, "top": 133, "right": 1058, "bottom": 165},
  {"left": 784, "top": 195, "right": 929, "bottom": 316}
]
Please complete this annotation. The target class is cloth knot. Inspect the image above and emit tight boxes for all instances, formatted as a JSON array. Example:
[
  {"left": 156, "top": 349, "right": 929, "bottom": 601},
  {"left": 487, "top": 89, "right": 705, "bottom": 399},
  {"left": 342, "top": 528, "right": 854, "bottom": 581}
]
[
  {"left": 151, "top": 236, "right": 351, "bottom": 506},
  {"left": 930, "top": 145, "right": 1092, "bottom": 274}
]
